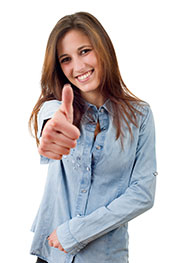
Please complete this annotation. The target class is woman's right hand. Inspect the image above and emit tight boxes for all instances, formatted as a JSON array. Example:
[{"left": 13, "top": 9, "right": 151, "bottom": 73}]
[{"left": 38, "top": 84, "right": 80, "bottom": 160}]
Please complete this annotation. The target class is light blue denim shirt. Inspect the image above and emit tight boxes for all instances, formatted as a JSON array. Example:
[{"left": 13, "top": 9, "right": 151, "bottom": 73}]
[{"left": 30, "top": 99, "right": 157, "bottom": 263}]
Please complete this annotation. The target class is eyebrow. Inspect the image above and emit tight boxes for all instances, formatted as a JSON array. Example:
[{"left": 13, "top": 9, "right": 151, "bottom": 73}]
[{"left": 58, "top": 45, "right": 93, "bottom": 60}]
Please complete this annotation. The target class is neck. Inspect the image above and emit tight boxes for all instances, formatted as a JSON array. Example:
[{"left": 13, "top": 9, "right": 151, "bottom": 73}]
[{"left": 81, "top": 91, "right": 105, "bottom": 108}]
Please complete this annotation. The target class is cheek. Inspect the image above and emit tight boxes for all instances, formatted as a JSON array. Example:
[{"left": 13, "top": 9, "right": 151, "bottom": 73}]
[
  {"left": 61, "top": 65, "right": 71, "bottom": 79},
  {"left": 86, "top": 53, "right": 98, "bottom": 67},
  {"left": 87, "top": 53, "right": 101, "bottom": 77}
]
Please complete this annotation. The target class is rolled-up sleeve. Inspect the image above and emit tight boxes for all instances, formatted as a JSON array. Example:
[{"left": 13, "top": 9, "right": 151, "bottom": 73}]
[
  {"left": 56, "top": 106, "right": 157, "bottom": 255},
  {"left": 37, "top": 100, "right": 61, "bottom": 164}
]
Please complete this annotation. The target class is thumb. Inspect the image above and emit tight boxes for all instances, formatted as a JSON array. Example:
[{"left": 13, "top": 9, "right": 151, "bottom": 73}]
[{"left": 61, "top": 84, "right": 74, "bottom": 123}]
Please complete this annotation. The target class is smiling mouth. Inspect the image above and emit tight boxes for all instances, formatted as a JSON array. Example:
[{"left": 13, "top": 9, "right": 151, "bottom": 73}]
[{"left": 76, "top": 69, "right": 94, "bottom": 82}]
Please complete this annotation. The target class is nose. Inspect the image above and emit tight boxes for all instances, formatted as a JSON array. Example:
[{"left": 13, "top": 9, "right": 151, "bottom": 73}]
[{"left": 72, "top": 57, "right": 85, "bottom": 75}]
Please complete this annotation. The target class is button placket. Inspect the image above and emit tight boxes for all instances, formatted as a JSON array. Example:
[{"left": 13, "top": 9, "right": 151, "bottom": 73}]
[{"left": 75, "top": 129, "right": 93, "bottom": 217}]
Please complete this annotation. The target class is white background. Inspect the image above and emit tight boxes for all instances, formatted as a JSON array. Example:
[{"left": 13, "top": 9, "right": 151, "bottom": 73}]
[{"left": 0, "top": 0, "right": 174, "bottom": 262}]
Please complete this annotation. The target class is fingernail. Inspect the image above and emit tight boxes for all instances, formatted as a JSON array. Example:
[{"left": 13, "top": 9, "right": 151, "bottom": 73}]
[{"left": 64, "top": 83, "right": 71, "bottom": 88}]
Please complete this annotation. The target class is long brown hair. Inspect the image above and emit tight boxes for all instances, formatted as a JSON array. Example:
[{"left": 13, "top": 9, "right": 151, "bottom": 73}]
[{"left": 29, "top": 12, "right": 143, "bottom": 145}]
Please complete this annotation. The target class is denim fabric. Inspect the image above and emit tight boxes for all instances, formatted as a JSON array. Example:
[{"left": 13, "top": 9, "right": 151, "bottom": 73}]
[{"left": 30, "top": 99, "right": 157, "bottom": 263}]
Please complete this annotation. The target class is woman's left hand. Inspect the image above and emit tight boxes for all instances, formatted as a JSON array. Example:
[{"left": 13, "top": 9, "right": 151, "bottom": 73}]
[{"left": 48, "top": 229, "right": 67, "bottom": 253}]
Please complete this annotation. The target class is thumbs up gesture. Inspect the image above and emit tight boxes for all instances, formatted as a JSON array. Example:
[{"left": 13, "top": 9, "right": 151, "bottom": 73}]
[{"left": 38, "top": 84, "right": 80, "bottom": 160}]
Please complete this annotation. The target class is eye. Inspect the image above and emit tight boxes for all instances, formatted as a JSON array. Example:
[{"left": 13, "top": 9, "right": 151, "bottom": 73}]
[
  {"left": 60, "top": 57, "right": 71, "bottom": 64},
  {"left": 80, "top": 49, "right": 92, "bottom": 55}
]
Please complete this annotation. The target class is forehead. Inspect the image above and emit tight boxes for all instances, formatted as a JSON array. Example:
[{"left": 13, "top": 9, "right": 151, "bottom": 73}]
[{"left": 57, "top": 30, "right": 92, "bottom": 54}]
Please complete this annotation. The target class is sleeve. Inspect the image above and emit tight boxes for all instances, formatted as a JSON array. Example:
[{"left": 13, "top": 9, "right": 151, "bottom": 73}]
[
  {"left": 37, "top": 100, "right": 61, "bottom": 164},
  {"left": 56, "top": 106, "right": 157, "bottom": 255}
]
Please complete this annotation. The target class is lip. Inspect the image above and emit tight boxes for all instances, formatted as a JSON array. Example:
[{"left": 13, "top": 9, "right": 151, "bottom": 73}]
[{"left": 75, "top": 69, "right": 94, "bottom": 83}]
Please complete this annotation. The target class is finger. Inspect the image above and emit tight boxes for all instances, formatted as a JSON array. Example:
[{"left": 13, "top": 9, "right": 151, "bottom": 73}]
[
  {"left": 58, "top": 243, "right": 67, "bottom": 253},
  {"left": 38, "top": 147, "right": 62, "bottom": 160},
  {"left": 51, "top": 114, "right": 80, "bottom": 140},
  {"left": 61, "top": 84, "right": 74, "bottom": 123},
  {"left": 42, "top": 125, "right": 78, "bottom": 148},
  {"left": 53, "top": 242, "right": 59, "bottom": 248},
  {"left": 40, "top": 142, "right": 70, "bottom": 156},
  {"left": 53, "top": 133, "right": 77, "bottom": 149},
  {"left": 58, "top": 245, "right": 65, "bottom": 251},
  {"left": 48, "top": 239, "right": 53, "bottom": 247}
]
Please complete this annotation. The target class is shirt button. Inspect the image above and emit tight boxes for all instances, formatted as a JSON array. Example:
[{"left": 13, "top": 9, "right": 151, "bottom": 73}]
[
  {"left": 153, "top": 172, "right": 158, "bottom": 176},
  {"left": 77, "top": 214, "right": 81, "bottom": 217},
  {"left": 76, "top": 156, "right": 81, "bottom": 161},
  {"left": 96, "top": 145, "right": 101, "bottom": 150},
  {"left": 86, "top": 167, "right": 90, "bottom": 171},
  {"left": 81, "top": 189, "right": 87, "bottom": 193},
  {"left": 100, "top": 108, "right": 104, "bottom": 113}
]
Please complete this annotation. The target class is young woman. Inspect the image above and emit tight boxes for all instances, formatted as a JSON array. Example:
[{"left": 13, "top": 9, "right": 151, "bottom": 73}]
[{"left": 29, "top": 12, "right": 157, "bottom": 263}]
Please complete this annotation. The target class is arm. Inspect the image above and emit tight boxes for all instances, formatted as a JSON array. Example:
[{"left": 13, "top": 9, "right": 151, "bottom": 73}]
[{"left": 56, "top": 106, "right": 157, "bottom": 255}]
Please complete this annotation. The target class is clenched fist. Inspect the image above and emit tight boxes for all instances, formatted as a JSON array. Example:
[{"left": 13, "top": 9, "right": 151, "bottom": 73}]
[
  {"left": 38, "top": 84, "right": 80, "bottom": 160},
  {"left": 48, "top": 229, "right": 67, "bottom": 253}
]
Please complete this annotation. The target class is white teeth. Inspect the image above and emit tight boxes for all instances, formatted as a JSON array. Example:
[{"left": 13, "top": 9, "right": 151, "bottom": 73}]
[{"left": 77, "top": 70, "right": 92, "bottom": 80}]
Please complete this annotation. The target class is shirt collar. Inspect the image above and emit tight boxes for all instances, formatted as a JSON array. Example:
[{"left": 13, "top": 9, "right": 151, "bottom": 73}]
[{"left": 83, "top": 99, "right": 113, "bottom": 115}]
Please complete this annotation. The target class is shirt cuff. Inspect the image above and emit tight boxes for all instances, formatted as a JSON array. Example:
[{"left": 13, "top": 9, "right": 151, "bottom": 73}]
[
  {"left": 56, "top": 221, "right": 86, "bottom": 255},
  {"left": 37, "top": 100, "right": 61, "bottom": 139}
]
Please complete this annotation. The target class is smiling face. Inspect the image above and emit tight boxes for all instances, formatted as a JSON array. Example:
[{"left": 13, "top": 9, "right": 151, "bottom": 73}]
[{"left": 57, "top": 30, "right": 104, "bottom": 106}]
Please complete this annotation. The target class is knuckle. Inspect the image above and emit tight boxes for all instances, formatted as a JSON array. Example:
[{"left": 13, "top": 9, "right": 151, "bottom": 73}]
[
  {"left": 43, "top": 124, "right": 52, "bottom": 134},
  {"left": 53, "top": 242, "right": 58, "bottom": 247},
  {"left": 50, "top": 119, "right": 57, "bottom": 128},
  {"left": 55, "top": 154, "right": 62, "bottom": 160},
  {"left": 42, "top": 129, "right": 54, "bottom": 142},
  {"left": 62, "top": 148, "right": 70, "bottom": 155},
  {"left": 38, "top": 145, "right": 44, "bottom": 154},
  {"left": 39, "top": 139, "right": 47, "bottom": 149},
  {"left": 44, "top": 132, "right": 52, "bottom": 141},
  {"left": 52, "top": 115, "right": 62, "bottom": 127},
  {"left": 40, "top": 136, "right": 47, "bottom": 144},
  {"left": 53, "top": 154, "right": 62, "bottom": 160}
]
